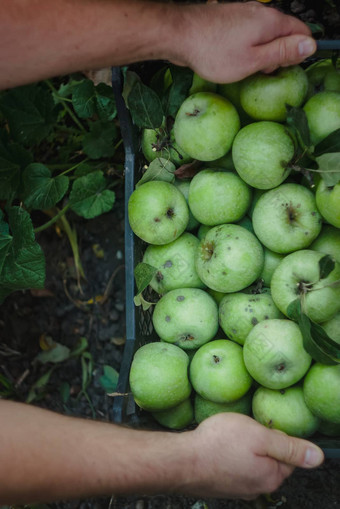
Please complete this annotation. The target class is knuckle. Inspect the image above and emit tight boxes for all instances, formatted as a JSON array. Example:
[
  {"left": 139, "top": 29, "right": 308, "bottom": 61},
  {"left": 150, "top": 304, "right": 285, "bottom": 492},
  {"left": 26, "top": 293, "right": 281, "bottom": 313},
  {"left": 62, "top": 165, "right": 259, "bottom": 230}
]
[{"left": 278, "top": 38, "right": 288, "bottom": 65}]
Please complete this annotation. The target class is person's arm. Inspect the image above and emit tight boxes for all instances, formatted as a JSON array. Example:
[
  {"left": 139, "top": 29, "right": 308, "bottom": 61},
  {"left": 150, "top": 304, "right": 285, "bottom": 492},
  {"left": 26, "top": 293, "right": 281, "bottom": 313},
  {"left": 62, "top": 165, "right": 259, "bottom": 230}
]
[
  {"left": 0, "top": 0, "right": 316, "bottom": 90},
  {"left": 0, "top": 400, "right": 324, "bottom": 504}
]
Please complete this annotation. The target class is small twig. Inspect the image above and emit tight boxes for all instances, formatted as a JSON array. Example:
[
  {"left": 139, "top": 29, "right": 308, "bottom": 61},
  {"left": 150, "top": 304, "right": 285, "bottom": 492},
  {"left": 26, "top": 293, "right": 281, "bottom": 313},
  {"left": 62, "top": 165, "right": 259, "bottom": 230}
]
[
  {"left": 15, "top": 369, "right": 30, "bottom": 389},
  {"left": 100, "top": 264, "right": 125, "bottom": 305}
]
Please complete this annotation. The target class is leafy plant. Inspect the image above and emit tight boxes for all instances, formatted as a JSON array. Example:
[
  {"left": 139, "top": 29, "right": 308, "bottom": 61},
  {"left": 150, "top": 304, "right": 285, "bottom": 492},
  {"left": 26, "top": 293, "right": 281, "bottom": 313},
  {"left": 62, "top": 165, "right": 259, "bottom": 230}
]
[{"left": 0, "top": 77, "right": 123, "bottom": 302}]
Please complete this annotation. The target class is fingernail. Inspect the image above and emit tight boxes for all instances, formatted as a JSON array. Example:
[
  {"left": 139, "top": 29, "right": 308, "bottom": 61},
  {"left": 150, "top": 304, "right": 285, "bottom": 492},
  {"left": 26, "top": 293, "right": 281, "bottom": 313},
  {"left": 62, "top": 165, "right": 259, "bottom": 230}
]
[
  {"left": 304, "top": 447, "right": 324, "bottom": 467},
  {"left": 299, "top": 38, "right": 316, "bottom": 57}
]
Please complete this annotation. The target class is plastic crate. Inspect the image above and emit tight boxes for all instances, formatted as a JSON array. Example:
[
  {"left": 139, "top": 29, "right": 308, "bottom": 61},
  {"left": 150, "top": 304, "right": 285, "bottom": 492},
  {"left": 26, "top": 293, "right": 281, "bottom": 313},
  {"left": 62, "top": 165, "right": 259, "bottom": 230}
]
[{"left": 111, "top": 52, "right": 340, "bottom": 456}]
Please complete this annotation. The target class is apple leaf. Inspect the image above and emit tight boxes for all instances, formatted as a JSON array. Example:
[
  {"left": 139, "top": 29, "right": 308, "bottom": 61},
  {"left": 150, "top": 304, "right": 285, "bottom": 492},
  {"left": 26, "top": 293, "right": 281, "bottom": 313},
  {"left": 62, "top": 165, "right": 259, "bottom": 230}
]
[
  {"left": 287, "top": 298, "right": 340, "bottom": 365},
  {"left": 127, "top": 81, "right": 164, "bottom": 129},
  {"left": 134, "top": 262, "right": 157, "bottom": 295},
  {"left": 319, "top": 254, "right": 336, "bottom": 280},
  {"left": 314, "top": 128, "right": 340, "bottom": 156},
  {"left": 163, "top": 66, "right": 193, "bottom": 118},
  {"left": 286, "top": 105, "right": 312, "bottom": 153},
  {"left": 134, "top": 262, "right": 157, "bottom": 310},
  {"left": 315, "top": 152, "right": 340, "bottom": 186},
  {"left": 136, "top": 158, "right": 176, "bottom": 188}
]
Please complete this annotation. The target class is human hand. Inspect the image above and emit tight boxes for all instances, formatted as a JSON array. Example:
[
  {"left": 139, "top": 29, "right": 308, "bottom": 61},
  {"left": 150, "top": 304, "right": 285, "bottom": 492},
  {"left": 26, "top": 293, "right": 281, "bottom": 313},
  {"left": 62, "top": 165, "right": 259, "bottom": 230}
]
[
  {"left": 176, "top": 412, "right": 324, "bottom": 500},
  {"left": 168, "top": 1, "right": 316, "bottom": 83}
]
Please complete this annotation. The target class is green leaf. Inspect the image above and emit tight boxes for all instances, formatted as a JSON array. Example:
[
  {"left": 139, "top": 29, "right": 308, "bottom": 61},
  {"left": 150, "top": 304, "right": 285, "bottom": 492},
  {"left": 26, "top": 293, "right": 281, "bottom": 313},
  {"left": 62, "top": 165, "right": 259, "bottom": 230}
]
[
  {"left": 306, "top": 22, "right": 325, "bottom": 35},
  {"left": 133, "top": 292, "right": 155, "bottom": 311},
  {"left": 286, "top": 105, "right": 312, "bottom": 151},
  {"left": 287, "top": 298, "right": 340, "bottom": 364},
  {"left": 70, "top": 336, "right": 89, "bottom": 357},
  {"left": 72, "top": 81, "right": 116, "bottom": 121},
  {"left": 26, "top": 367, "right": 55, "bottom": 404},
  {"left": 56, "top": 79, "right": 84, "bottom": 100},
  {"left": 95, "top": 83, "right": 117, "bottom": 122},
  {"left": 314, "top": 128, "right": 340, "bottom": 156},
  {"left": 122, "top": 70, "right": 140, "bottom": 107},
  {"left": 0, "top": 207, "right": 45, "bottom": 303},
  {"left": 23, "top": 163, "right": 69, "bottom": 210},
  {"left": 82, "top": 121, "right": 117, "bottom": 159},
  {"left": 286, "top": 298, "right": 302, "bottom": 321},
  {"left": 99, "top": 365, "right": 119, "bottom": 393},
  {"left": 0, "top": 158, "right": 20, "bottom": 201},
  {"left": 136, "top": 157, "right": 176, "bottom": 187},
  {"left": 127, "top": 80, "right": 164, "bottom": 129},
  {"left": 164, "top": 66, "right": 194, "bottom": 118},
  {"left": 59, "top": 382, "right": 70, "bottom": 404},
  {"left": 134, "top": 262, "right": 158, "bottom": 295},
  {"left": 69, "top": 170, "right": 115, "bottom": 219},
  {"left": 0, "top": 133, "right": 34, "bottom": 201},
  {"left": 315, "top": 152, "right": 340, "bottom": 186},
  {"left": 72, "top": 80, "right": 96, "bottom": 118},
  {"left": 0, "top": 84, "right": 58, "bottom": 146},
  {"left": 299, "top": 312, "right": 340, "bottom": 365},
  {"left": 319, "top": 254, "right": 336, "bottom": 279},
  {"left": 34, "top": 342, "right": 71, "bottom": 364}
]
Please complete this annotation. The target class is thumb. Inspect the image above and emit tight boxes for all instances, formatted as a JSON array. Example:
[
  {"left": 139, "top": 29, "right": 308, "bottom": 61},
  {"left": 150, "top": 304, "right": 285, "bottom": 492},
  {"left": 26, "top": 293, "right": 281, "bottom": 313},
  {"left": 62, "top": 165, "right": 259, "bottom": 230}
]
[
  {"left": 266, "top": 430, "right": 324, "bottom": 469},
  {"left": 257, "top": 34, "right": 316, "bottom": 73}
]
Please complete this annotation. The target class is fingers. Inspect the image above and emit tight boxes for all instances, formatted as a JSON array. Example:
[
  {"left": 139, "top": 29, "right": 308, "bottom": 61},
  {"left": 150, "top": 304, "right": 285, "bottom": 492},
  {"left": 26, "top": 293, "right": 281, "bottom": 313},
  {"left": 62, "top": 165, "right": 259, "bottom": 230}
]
[
  {"left": 265, "top": 430, "right": 324, "bottom": 469},
  {"left": 256, "top": 33, "right": 316, "bottom": 73}
]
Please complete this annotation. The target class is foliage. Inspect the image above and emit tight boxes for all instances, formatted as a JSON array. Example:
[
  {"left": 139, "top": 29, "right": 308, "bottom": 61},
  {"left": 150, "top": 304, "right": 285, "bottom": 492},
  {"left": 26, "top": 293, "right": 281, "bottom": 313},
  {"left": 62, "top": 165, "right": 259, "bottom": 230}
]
[{"left": 0, "top": 77, "right": 122, "bottom": 302}]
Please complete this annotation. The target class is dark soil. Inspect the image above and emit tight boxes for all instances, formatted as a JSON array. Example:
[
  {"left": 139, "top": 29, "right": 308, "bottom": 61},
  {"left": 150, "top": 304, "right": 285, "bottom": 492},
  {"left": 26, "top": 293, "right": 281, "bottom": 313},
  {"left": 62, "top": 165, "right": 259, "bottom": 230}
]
[{"left": 1, "top": 1, "right": 340, "bottom": 508}]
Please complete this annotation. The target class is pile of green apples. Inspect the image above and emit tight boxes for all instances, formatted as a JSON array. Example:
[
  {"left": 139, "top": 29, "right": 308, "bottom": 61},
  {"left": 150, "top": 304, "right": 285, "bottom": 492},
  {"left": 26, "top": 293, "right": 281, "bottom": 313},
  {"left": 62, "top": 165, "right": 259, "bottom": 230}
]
[{"left": 127, "top": 60, "right": 340, "bottom": 438}]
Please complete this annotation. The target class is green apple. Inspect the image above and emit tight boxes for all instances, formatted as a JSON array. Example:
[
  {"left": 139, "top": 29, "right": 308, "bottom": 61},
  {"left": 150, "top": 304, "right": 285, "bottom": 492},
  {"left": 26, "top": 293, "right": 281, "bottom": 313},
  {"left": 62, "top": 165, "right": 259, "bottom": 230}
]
[
  {"left": 194, "top": 391, "right": 252, "bottom": 424},
  {"left": 252, "top": 385, "right": 320, "bottom": 438},
  {"left": 310, "top": 225, "right": 340, "bottom": 263},
  {"left": 152, "top": 398, "right": 194, "bottom": 430},
  {"left": 232, "top": 121, "right": 295, "bottom": 189},
  {"left": 219, "top": 291, "right": 282, "bottom": 346},
  {"left": 208, "top": 151, "right": 235, "bottom": 171},
  {"left": 189, "top": 72, "right": 217, "bottom": 95},
  {"left": 240, "top": 65, "right": 308, "bottom": 122},
  {"left": 141, "top": 124, "right": 192, "bottom": 166},
  {"left": 315, "top": 179, "right": 340, "bottom": 228},
  {"left": 324, "top": 69, "right": 340, "bottom": 93},
  {"left": 236, "top": 215, "right": 254, "bottom": 233},
  {"left": 152, "top": 287, "right": 218, "bottom": 350},
  {"left": 173, "top": 179, "right": 200, "bottom": 231},
  {"left": 252, "top": 183, "right": 322, "bottom": 253},
  {"left": 188, "top": 169, "right": 251, "bottom": 226},
  {"left": 197, "top": 224, "right": 212, "bottom": 240},
  {"left": 270, "top": 250, "right": 340, "bottom": 323},
  {"left": 195, "top": 224, "right": 264, "bottom": 293},
  {"left": 303, "top": 91, "right": 340, "bottom": 145},
  {"left": 318, "top": 419, "right": 340, "bottom": 437},
  {"left": 128, "top": 181, "right": 189, "bottom": 245},
  {"left": 207, "top": 288, "right": 226, "bottom": 305},
  {"left": 142, "top": 232, "right": 204, "bottom": 294},
  {"left": 243, "top": 319, "right": 311, "bottom": 389},
  {"left": 304, "top": 363, "right": 340, "bottom": 423},
  {"left": 321, "top": 312, "right": 340, "bottom": 343},
  {"left": 306, "top": 59, "right": 340, "bottom": 96},
  {"left": 174, "top": 92, "right": 240, "bottom": 161},
  {"left": 260, "top": 248, "right": 284, "bottom": 286},
  {"left": 129, "top": 342, "right": 191, "bottom": 412},
  {"left": 190, "top": 339, "right": 253, "bottom": 403},
  {"left": 218, "top": 80, "right": 252, "bottom": 125}
]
